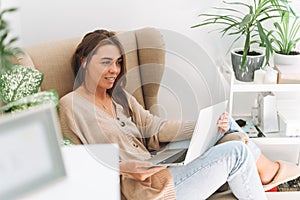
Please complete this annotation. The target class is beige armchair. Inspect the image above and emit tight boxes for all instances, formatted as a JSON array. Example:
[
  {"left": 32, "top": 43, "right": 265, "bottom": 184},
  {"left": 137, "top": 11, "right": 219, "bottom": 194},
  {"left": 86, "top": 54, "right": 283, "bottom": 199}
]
[{"left": 21, "top": 27, "right": 165, "bottom": 144}]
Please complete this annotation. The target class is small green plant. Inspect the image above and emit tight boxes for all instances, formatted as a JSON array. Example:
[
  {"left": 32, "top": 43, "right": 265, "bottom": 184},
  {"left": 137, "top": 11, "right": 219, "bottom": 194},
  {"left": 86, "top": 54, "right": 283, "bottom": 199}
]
[
  {"left": 0, "top": 3, "right": 22, "bottom": 69},
  {"left": 191, "top": 0, "right": 291, "bottom": 69},
  {"left": 268, "top": 10, "right": 300, "bottom": 55}
]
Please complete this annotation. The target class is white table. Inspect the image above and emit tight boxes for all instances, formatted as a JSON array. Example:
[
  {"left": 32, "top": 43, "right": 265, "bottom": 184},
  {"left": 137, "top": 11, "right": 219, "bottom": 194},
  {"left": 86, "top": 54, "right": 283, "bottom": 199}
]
[{"left": 17, "top": 145, "right": 120, "bottom": 200}]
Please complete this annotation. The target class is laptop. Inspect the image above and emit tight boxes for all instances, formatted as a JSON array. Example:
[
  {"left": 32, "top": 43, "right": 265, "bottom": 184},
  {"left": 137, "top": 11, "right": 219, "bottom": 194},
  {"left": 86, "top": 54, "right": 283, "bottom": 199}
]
[
  {"left": 147, "top": 100, "right": 228, "bottom": 166},
  {"left": 0, "top": 104, "right": 66, "bottom": 200}
]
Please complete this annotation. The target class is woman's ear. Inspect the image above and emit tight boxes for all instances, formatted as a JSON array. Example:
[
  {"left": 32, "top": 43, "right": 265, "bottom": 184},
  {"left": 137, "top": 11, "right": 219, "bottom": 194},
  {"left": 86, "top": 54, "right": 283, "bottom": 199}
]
[{"left": 81, "top": 58, "right": 87, "bottom": 69}]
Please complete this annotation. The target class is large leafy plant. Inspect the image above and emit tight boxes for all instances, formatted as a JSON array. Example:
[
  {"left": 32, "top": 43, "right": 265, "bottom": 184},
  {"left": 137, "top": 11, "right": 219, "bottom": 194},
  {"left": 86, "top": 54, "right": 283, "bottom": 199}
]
[
  {"left": 191, "top": 0, "right": 291, "bottom": 69},
  {"left": 0, "top": 2, "right": 59, "bottom": 114},
  {"left": 0, "top": 3, "right": 22, "bottom": 69},
  {"left": 0, "top": 65, "right": 44, "bottom": 103},
  {"left": 0, "top": 65, "right": 59, "bottom": 113},
  {"left": 268, "top": 10, "right": 300, "bottom": 55},
  {"left": 1, "top": 89, "right": 59, "bottom": 113}
]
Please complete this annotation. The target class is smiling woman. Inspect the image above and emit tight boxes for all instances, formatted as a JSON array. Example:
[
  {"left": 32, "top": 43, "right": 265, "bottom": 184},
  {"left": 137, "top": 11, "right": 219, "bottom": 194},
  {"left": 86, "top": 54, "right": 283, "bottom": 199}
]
[{"left": 57, "top": 28, "right": 287, "bottom": 200}]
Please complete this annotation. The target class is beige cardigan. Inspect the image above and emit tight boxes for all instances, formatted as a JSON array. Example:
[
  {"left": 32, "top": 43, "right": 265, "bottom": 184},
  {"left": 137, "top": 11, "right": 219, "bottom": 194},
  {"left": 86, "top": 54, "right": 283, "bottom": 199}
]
[{"left": 59, "top": 91, "right": 195, "bottom": 199}]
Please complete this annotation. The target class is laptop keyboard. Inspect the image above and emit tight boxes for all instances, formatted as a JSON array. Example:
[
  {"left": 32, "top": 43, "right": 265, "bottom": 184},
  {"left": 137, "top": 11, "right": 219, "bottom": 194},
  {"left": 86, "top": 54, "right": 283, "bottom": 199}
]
[{"left": 158, "top": 149, "right": 188, "bottom": 165}]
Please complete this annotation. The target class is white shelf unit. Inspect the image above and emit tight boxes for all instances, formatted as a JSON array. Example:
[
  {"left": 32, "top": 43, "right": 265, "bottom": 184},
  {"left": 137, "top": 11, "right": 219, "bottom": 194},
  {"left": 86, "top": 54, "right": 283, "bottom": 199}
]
[
  {"left": 232, "top": 81, "right": 300, "bottom": 93},
  {"left": 222, "top": 65, "right": 300, "bottom": 116},
  {"left": 220, "top": 65, "right": 300, "bottom": 196}
]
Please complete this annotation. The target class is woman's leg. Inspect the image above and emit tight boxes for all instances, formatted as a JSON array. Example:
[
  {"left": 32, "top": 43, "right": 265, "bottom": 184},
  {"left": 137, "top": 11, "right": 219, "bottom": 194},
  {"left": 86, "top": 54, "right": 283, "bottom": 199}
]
[
  {"left": 168, "top": 141, "right": 267, "bottom": 200},
  {"left": 228, "top": 117, "right": 280, "bottom": 185}
]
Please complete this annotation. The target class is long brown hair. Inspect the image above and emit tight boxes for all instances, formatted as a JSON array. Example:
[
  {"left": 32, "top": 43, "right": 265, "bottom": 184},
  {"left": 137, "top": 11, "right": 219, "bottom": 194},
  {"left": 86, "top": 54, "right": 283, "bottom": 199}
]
[{"left": 72, "top": 29, "right": 132, "bottom": 117}]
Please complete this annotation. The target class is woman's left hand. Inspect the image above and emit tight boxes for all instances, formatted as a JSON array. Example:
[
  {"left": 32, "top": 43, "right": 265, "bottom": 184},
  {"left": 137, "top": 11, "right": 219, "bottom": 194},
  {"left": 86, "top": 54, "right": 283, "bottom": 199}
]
[
  {"left": 120, "top": 160, "right": 166, "bottom": 181},
  {"left": 217, "top": 112, "right": 229, "bottom": 133}
]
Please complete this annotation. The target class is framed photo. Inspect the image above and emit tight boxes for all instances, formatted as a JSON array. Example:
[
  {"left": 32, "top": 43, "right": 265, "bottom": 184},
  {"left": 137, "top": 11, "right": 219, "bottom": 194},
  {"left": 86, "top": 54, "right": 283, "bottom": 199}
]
[{"left": 0, "top": 104, "right": 66, "bottom": 200}]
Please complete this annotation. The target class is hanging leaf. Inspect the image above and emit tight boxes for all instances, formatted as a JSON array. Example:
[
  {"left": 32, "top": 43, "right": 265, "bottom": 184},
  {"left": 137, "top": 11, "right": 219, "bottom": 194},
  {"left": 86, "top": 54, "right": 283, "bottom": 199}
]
[
  {"left": 0, "top": 65, "right": 44, "bottom": 103},
  {"left": 0, "top": 89, "right": 59, "bottom": 113}
]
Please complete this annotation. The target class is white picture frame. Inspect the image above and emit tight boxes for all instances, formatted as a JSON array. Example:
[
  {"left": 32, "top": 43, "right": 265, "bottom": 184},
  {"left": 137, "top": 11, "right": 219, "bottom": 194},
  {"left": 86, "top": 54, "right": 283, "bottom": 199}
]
[{"left": 0, "top": 104, "right": 66, "bottom": 200}]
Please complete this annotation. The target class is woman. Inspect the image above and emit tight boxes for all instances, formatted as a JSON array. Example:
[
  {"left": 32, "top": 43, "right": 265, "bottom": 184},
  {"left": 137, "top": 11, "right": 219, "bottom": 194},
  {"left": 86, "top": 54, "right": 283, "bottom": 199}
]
[{"left": 59, "top": 29, "right": 298, "bottom": 199}]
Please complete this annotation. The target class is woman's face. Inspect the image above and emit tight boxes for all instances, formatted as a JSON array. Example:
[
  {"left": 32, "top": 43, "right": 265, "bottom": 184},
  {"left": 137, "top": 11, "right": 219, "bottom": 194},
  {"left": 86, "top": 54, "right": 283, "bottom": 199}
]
[{"left": 84, "top": 44, "right": 122, "bottom": 92}]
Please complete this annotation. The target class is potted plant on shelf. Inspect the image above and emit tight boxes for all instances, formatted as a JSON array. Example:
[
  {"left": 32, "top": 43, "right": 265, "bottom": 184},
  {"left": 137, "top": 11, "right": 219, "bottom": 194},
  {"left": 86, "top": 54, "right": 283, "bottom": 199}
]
[
  {"left": 191, "top": 0, "right": 290, "bottom": 82},
  {"left": 268, "top": 10, "right": 300, "bottom": 66}
]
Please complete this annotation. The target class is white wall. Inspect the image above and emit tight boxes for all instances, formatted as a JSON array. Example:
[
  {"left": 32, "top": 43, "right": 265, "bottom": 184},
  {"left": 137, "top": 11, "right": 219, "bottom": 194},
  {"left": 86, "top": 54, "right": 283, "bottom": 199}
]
[
  {"left": 5, "top": 0, "right": 300, "bottom": 61},
  {"left": 17, "top": 0, "right": 229, "bottom": 60}
]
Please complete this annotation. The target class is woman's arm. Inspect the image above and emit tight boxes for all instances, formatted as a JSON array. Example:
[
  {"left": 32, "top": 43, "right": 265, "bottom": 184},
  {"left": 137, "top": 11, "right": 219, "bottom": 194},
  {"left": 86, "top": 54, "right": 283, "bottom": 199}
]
[
  {"left": 127, "top": 93, "right": 195, "bottom": 143},
  {"left": 157, "top": 120, "right": 195, "bottom": 142}
]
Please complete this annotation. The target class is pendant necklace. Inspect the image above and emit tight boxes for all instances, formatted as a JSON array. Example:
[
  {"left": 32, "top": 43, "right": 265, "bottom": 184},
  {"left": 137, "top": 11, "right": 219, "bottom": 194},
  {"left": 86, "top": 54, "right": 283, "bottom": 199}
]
[{"left": 99, "top": 93, "right": 109, "bottom": 110}]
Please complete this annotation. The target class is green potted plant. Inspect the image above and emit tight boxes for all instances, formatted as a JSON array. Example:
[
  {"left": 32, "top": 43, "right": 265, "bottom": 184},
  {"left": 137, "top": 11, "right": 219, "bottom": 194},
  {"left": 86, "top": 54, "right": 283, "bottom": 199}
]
[
  {"left": 0, "top": 4, "right": 22, "bottom": 69},
  {"left": 191, "top": 0, "right": 290, "bottom": 82},
  {"left": 0, "top": 3, "right": 59, "bottom": 114},
  {"left": 268, "top": 10, "right": 300, "bottom": 66}
]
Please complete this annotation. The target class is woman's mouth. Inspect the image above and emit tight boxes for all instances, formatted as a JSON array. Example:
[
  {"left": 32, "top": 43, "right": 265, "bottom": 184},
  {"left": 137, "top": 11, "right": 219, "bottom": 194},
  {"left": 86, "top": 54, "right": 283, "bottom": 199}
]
[{"left": 105, "top": 77, "right": 116, "bottom": 81}]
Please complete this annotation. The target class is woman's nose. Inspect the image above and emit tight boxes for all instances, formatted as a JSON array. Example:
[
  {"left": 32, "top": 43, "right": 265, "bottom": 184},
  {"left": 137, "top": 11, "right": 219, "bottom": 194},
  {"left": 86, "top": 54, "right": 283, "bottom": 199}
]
[{"left": 109, "top": 62, "right": 118, "bottom": 72}]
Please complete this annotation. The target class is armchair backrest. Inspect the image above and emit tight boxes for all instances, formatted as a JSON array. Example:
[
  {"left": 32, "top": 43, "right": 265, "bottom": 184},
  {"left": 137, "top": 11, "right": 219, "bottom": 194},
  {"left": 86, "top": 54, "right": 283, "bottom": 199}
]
[{"left": 22, "top": 27, "right": 165, "bottom": 116}]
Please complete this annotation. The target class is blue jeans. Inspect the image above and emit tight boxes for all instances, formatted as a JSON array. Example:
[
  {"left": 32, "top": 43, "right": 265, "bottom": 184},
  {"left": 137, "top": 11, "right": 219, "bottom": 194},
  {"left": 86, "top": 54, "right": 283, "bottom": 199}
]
[{"left": 168, "top": 118, "right": 266, "bottom": 200}]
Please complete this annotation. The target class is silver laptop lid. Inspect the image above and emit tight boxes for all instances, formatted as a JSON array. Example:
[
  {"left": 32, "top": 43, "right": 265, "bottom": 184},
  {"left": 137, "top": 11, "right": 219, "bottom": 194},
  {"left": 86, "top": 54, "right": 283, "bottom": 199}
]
[
  {"left": 0, "top": 104, "right": 66, "bottom": 200},
  {"left": 184, "top": 100, "right": 228, "bottom": 165}
]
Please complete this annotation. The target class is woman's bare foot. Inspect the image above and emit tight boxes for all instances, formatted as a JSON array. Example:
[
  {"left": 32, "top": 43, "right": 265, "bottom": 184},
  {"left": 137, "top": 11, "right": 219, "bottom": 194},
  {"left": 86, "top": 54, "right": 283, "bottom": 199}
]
[{"left": 256, "top": 154, "right": 280, "bottom": 185}]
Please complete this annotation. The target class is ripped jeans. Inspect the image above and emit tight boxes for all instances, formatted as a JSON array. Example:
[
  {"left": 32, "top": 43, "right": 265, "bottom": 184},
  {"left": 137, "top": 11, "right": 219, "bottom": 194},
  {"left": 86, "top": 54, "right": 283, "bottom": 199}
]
[{"left": 168, "top": 118, "right": 266, "bottom": 200}]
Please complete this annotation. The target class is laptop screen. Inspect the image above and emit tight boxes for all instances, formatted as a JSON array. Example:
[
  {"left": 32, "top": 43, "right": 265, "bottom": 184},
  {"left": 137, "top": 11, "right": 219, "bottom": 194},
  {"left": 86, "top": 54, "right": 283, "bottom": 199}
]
[{"left": 0, "top": 104, "right": 66, "bottom": 200}]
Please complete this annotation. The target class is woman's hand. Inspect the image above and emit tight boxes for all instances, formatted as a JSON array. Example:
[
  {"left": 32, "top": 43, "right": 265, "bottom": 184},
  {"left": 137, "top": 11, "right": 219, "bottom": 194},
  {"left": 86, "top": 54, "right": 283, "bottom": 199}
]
[
  {"left": 217, "top": 112, "right": 229, "bottom": 133},
  {"left": 120, "top": 160, "right": 166, "bottom": 181}
]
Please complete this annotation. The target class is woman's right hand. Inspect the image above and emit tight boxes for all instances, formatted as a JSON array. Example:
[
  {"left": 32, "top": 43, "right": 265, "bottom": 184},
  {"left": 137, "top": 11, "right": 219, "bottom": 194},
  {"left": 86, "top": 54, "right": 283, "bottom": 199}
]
[
  {"left": 120, "top": 160, "right": 166, "bottom": 181},
  {"left": 217, "top": 112, "right": 230, "bottom": 133}
]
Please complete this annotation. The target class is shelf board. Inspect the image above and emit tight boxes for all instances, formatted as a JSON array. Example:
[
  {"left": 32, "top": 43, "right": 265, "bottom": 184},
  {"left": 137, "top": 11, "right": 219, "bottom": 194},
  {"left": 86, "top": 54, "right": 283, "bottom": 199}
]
[{"left": 232, "top": 81, "right": 300, "bottom": 92}]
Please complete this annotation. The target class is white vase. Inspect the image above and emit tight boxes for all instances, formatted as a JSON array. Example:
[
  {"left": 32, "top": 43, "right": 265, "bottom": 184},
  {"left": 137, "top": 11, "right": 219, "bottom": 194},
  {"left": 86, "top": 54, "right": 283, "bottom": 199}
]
[{"left": 274, "top": 52, "right": 300, "bottom": 66}]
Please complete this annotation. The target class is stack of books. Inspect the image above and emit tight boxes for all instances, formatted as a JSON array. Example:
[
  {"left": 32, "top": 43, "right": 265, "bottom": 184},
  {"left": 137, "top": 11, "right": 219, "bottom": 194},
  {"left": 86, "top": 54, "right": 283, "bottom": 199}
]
[
  {"left": 275, "top": 65, "right": 300, "bottom": 84},
  {"left": 266, "top": 176, "right": 300, "bottom": 192},
  {"left": 278, "top": 176, "right": 300, "bottom": 192}
]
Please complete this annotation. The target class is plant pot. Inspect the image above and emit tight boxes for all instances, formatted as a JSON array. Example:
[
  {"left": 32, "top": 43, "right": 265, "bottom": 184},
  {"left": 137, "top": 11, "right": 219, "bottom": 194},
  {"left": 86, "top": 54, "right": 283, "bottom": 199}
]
[
  {"left": 274, "top": 52, "right": 300, "bottom": 66},
  {"left": 231, "top": 48, "right": 265, "bottom": 82}
]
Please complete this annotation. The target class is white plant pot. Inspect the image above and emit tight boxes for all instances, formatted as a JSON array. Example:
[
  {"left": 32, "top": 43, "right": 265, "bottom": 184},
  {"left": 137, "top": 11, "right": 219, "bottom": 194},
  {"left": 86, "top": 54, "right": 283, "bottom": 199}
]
[{"left": 274, "top": 52, "right": 300, "bottom": 66}]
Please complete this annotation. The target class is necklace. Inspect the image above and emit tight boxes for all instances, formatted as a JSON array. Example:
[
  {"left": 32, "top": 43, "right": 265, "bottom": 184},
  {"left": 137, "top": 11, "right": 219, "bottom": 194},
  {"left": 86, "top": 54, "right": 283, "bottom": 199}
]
[
  {"left": 98, "top": 93, "right": 109, "bottom": 110},
  {"left": 82, "top": 84, "right": 110, "bottom": 110}
]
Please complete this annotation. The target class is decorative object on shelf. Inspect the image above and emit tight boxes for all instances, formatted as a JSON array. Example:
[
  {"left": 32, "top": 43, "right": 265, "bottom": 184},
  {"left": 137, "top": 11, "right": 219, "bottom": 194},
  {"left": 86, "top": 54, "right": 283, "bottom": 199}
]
[
  {"left": 0, "top": 3, "right": 22, "bottom": 70},
  {"left": 253, "top": 67, "right": 278, "bottom": 84},
  {"left": 277, "top": 101, "right": 300, "bottom": 137},
  {"left": 258, "top": 92, "right": 279, "bottom": 133},
  {"left": 276, "top": 64, "right": 300, "bottom": 84},
  {"left": 268, "top": 10, "right": 300, "bottom": 66},
  {"left": 263, "top": 67, "right": 278, "bottom": 84},
  {"left": 191, "top": 0, "right": 291, "bottom": 82},
  {"left": 254, "top": 68, "right": 266, "bottom": 84},
  {"left": 251, "top": 98, "right": 259, "bottom": 126}
]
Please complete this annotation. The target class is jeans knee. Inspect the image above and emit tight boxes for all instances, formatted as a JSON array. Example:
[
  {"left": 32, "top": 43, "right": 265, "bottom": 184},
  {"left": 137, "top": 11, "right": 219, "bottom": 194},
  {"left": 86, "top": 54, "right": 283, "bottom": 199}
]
[{"left": 223, "top": 141, "right": 253, "bottom": 174}]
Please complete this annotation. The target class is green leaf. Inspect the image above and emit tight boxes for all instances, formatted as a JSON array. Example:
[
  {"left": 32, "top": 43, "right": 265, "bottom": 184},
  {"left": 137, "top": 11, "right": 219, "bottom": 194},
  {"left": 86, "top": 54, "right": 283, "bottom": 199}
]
[
  {"left": 0, "top": 65, "right": 44, "bottom": 103},
  {"left": 63, "top": 136, "right": 75, "bottom": 146},
  {"left": 0, "top": 89, "right": 59, "bottom": 113}
]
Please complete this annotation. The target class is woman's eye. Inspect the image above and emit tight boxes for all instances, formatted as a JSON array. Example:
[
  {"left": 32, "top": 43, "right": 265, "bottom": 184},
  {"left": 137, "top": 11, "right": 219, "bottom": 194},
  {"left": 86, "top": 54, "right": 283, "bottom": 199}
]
[
  {"left": 102, "top": 61, "right": 111, "bottom": 65},
  {"left": 116, "top": 60, "right": 123, "bottom": 65}
]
